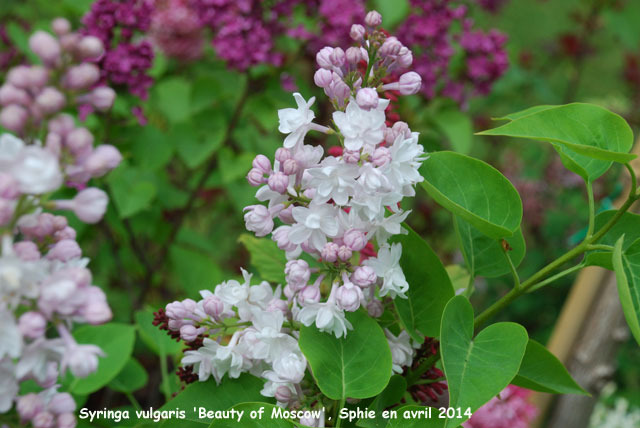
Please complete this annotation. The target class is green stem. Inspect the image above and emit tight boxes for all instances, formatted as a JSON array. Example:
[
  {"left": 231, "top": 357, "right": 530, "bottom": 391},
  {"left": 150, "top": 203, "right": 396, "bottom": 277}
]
[
  {"left": 159, "top": 351, "right": 171, "bottom": 401},
  {"left": 406, "top": 353, "right": 440, "bottom": 386},
  {"left": 526, "top": 263, "right": 584, "bottom": 293},
  {"left": 586, "top": 244, "right": 614, "bottom": 251},
  {"left": 586, "top": 180, "right": 595, "bottom": 237},
  {"left": 502, "top": 242, "right": 521, "bottom": 290},
  {"left": 413, "top": 377, "right": 446, "bottom": 385},
  {"left": 336, "top": 397, "right": 346, "bottom": 428},
  {"left": 125, "top": 392, "right": 142, "bottom": 411}
]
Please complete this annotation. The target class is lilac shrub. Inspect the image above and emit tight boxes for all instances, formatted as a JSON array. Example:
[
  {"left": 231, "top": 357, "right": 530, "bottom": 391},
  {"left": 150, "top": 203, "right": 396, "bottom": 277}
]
[{"left": 0, "top": 20, "right": 122, "bottom": 428}]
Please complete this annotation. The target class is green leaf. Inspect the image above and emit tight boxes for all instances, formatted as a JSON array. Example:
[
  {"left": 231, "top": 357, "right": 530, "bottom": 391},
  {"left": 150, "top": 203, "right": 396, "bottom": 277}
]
[
  {"left": 173, "top": 120, "right": 225, "bottom": 169},
  {"left": 208, "top": 403, "right": 296, "bottom": 428},
  {"left": 134, "top": 310, "right": 183, "bottom": 357},
  {"left": 512, "top": 339, "right": 587, "bottom": 395},
  {"left": 130, "top": 125, "right": 175, "bottom": 170},
  {"left": 157, "top": 375, "right": 268, "bottom": 428},
  {"left": 392, "top": 226, "right": 454, "bottom": 340},
  {"left": 585, "top": 211, "right": 640, "bottom": 270},
  {"left": 356, "top": 375, "right": 407, "bottom": 428},
  {"left": 70, "top": 323, "right": 136, "bottom": 395},
  {"left": 238, "top": 234, "right": 288, "bottom": 283},
  {"left": 478, "top": 103, "right": 635, "bottom": 180},
  {"left": 612, "top": 237, "right": 640, "bottom": 346},
  {"left": 169, "top": 245, "right": 224, "bottom": 299},
  {"left": 433, "top": 109, "right": 473, "bottom": 154},
  {"left": 495, "top": 105, "right": 556, "bottom": 121},
  {"left": 455, "top": 217, "right": 526, "bottom": 278},
  {"left": 419, "top": 151, "right": 523, "bottom": 239},
  {"left": 108, "top": 358, "right": 148, "bottom": 393},
  {"left": 154, "top": 77, "right": 192, "bottom": 124},
  {"left": 299, "top": 310, "right": 392, "bottom": 400},
  {"left": 107, "top": 164, "right": 157, "bottom": 218},
  {"left": 440, "top": 296, "right": 528, "bottom": 428}
]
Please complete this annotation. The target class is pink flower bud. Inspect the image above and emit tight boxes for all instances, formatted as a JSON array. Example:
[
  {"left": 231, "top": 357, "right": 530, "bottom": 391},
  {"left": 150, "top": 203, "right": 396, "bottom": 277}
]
[
  {"left": 32, "top": 411, "right": 55, "bottom": 428},
  {"left": 343, "top": 229, "right": 367, "bottom": 251},
  {"left": 47, "top": 239, "right": 82, "bottom": 261},
  {"left": 48, "top": 114, "right": 75, "bottom": 136},
  {"left": 275, "top": 147, "right": 292, "bottom": 163},
  {"left": 283, "top": 284, "right": 295, "bottom": 300},
  {"left": 166, "top": 299, "right": 196, "bottom": 321},
  {"left": 81, "top": 287, "right": 112, "bottom": 324},
  {"left": 17, "top": 393, "right": 43, "bottom": 422},
  {"left": 18, "top": 311, "right": 47, "bottom": 339},
  {"left": 355, "top": 88, "right": 379, "bottom": 110},
  {"left": 65, "top": 127, "right": 94, "bottom": 156},
  {"left": 268, "top": 171, "right": 288, "bottom": 194},
  {"left": 7, "top": 66, "right": 32, "bottom": 88},
  {"left": 367, "top": 299, "right": 384, "bottom": 318},
  {"left": 346, "top": 47, "right": 363, "bottom": 65},
  {"left": 57, "top": 413, "right": 76, "bottom": 428},
  {"left": 0, "top": 84, "right": 30, "bottom": 106},
  {"left": 28, "top": 66, "right": 50, "bottom": 88},
  {"left": 365, "top": 10, "right": 382, "bottom": 27},
  {"left": 203, "top": 295, "right": 225, "bottom": 318},
  {"left": 0, "top": 172, "right": 19, "bottom": 199},
  {"left": 246, "top": 168, "right": 266, "bottom": 186},
  {"left": 338, "top": 245, "right": 352, "bottom": 261},
  {"left": 330, "top": 47, "right": 345, "bottom": 66},
  {"left": 0, "top": 198, "right": 15, "bottom": 226},
  {"left": 64, "top": 63, "right": 100, "bottom": 90},
  {"left": 342, "top": 150, "right": 360, "bottom": 164},
  {"left": 48, "top": 393, "right": 75, "bottom": 414},
  {"left": 275, "top": 386, "right": 293, "bottom": 403},
  {"left": 321, "top": 242, "right": 339, "bottom": 262},
  {"left": 329, "top": 79, "right": 350, "bottom": 101},
  {"left": 60, "top": 33, "right": 80, "bottom": 52},
  {"left": 0, "top": 104, "right": 28, "bottom": 133},
  {"left": 35, "top": 87, "right": 66, "bottom": 115},
  {"left": 335, "top": 282, "right": 363, "bottom": 311},
  {"left": 282, "top": 158, "right": 298, "bottom": 175},
  {"left": 243, "top": 205, "right": 274, "bottom": 237},
  {"left": 89, "top": 87, "right": 116, "bottom": 111},
  {"left": 352, "top": 266, "right": 377, "bottom": 287},
  {"left": 298, "top": 285, "right": 320, "bottom": 305},
  {"left": 29, "top": 31, "right": 61, "bottom": 66},
  {"left": 180, "top": 324, "right": 200, "bottom": 342},
  {"left": 52, "top": 18, "right": 71, "bottom": 36},
  {"left": 397, "top": 49, "right": 413, "bottom": 68},
  {"left": 285, "top": 259, "right": 310, "bottom": 289},
  {"left": 77, "top": 36, "right": 104, "bottom": 60},
  {"left": 350, "top": 24, "right": 365, "bottom": 41},
  {"left": 380, "top": 37, "right": 402, "bottom": 57},
  {"left": 398, "top": 72, "right": 422, "bottom": 95},
  {"left": 55, "top": 188, "right": 108, "bottom": 224},
  {"left": 267, "top": 298, "right": 288, "bottom": 314},
  {"left": 84, "top": 145, "right": 122, "bottom": 177},
  {"left": 252, "top": 154, "right": 271, "bottom": 174},
  {"left": 273, "top": 226, "right": 296, "bottom": 251},
  {"left": 313, "top": 69, "right": 333, "bottom": 88},
  {"left": 13, "top": 241, "right": 41, "bottom": 261},
  {"left": 371, "top": 147, "right": 391, "bottom": 167},
  {"left": 64, "top": 344, "right": 104, "bottom": 378},
  {"left": 316, "top": 47, "right": 334, "bottom": 69},
  {"left": 54, "top": 226, "right": 77, "bottom": 242},
  {"left": 278, "top": 205, "right": 294, "bottom": 224}
]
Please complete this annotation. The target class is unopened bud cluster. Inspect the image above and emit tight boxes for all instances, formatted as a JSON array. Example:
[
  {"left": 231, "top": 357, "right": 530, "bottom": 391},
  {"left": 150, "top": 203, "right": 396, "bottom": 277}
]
[{"left": 0, "top": 18, "right": 116, "bottom": 134}]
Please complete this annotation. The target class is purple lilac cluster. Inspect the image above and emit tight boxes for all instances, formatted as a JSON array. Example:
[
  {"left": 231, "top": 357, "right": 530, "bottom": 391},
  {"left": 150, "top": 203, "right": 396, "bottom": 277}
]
[
  {"left": 82, "top": 0, "right": 154, "bottom": 100},
  {"left": 397, "top": 0, "right": 508, "bottom": 106},
  {"left": 298, "top": 0, "right": 366, "bottom": 54},
  {"left": 475, "top": 0, "right": 510, "bottom": 14},
  {"left": 150, "top": 0, "right": 205, "bottom": 62}
]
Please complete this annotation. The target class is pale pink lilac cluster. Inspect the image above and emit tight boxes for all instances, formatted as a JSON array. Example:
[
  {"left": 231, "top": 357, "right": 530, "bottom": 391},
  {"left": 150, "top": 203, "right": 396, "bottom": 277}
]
[
  {"left": 0, "top": 22, "right": 121, "bottom": 428},
  {"left": 396, "top": 0, "right": 508, "bottom": 106},
  {"left": 163, "top": 11, "right": 425, "bottom": 418},
  {"left": 0, "top": 18, "right": 116, "bottom": 134},
  {"left": 463, "top": 385, "right": 537, "bottom": 428},
  {"left": 150, "top": 0, "right": 205, "bottom": 62},
  {"left": 82, "top": 0, "right": 154, "bottom": 101}
]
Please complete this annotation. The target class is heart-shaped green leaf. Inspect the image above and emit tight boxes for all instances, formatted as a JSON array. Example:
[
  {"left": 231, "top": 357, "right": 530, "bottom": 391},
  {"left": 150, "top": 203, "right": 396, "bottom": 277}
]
[
  {"left": 69, "top": 323, "right": 136, "bottom": 395},
  {"left": 612, "top": 237, "right": 640, "bottom": 346},
  {"left": 455, "top": 217, "right": 526, "bottom": 278},
  {"left": 479, "top": 103, "right": 635, "bottom": 180},
  {"left": 108, "top": 358, "right": 148, "bottom": 393},
  {"left": 419, "top": 151, "right": 522, "bottom": 239},
  {"left": 585, "top": 211, "right": 640, "bottom": 270},
  {"left": 299, "top": 310, "right": 392, "bottom": 400},
  {"left": 393, "top": 226, "right": 454, "bottom": 341},
  {"left": 512, "top": 339, "right": 587, "bottom": 395},
  {"left": 440, "top": 296, "right": 528, "bottom": 428},
  {"left": 356, "top": 375, "right": 407, "bottom": 428}
]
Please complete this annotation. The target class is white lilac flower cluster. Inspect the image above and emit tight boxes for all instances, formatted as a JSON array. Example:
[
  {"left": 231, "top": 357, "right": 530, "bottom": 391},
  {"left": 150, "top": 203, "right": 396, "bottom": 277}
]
[
  {"left": 244, "top": 9, "right": 425, "bottom": 338},
  {"left": 163, "top": 12, "right": 422, "bottom": 421},
  {"left": 0, "top": 19, "right": 122, "bottom": 428},
  {"left": 0, "top": 17, "right": 116, "bottom": 136}
]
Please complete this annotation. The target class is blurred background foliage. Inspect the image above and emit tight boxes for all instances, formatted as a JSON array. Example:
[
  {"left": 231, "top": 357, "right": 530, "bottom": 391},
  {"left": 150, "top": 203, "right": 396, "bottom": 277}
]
[{"left": 2, "top": 0, "right": 640, "bottom": 422}]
